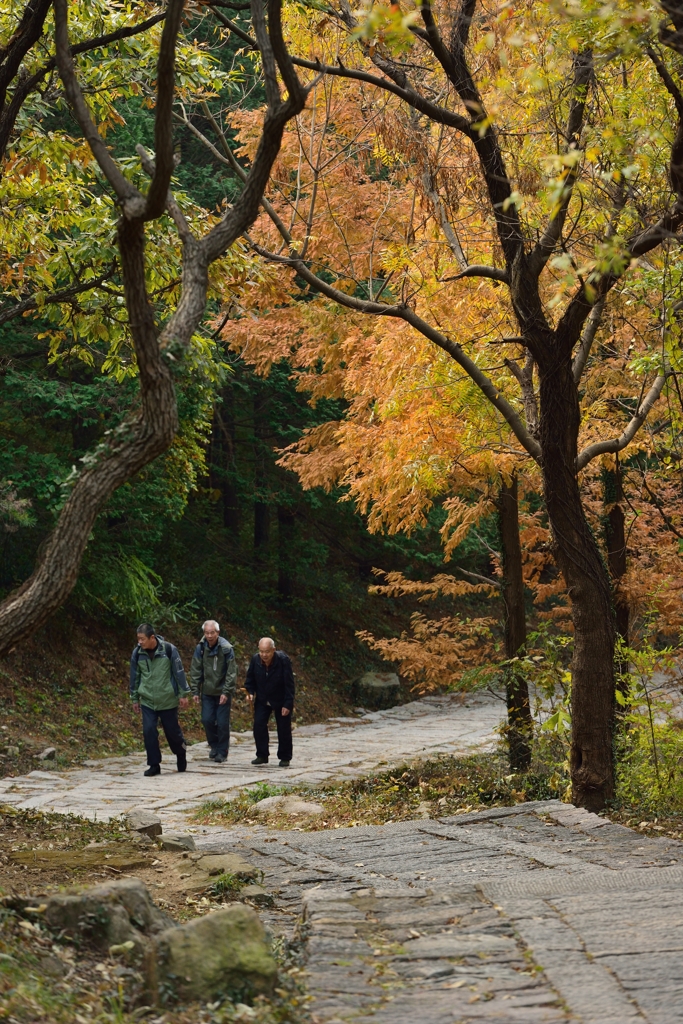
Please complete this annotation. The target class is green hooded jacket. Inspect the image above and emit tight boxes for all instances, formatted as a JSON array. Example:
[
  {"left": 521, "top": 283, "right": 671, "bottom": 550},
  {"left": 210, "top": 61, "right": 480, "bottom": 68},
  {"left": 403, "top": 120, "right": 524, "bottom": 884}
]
[
  {"left": 130, "top": 637, "right": 190, "bottom": 711},
  {"left": 190, "top": 635, "right": 237, "bottom": 697}
]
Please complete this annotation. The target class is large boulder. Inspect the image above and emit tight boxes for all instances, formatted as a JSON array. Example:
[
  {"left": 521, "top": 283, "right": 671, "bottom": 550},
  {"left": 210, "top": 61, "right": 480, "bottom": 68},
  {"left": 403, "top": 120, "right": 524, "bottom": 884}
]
[
  {"left": 44, "top": 878, "right": 171, "bottom": 955},
  {"left": 355, "top": 671, "right": 400, "bottom": 709},
  {"left": 154, "top": 904, "right": 277, "bottom": 1002}
]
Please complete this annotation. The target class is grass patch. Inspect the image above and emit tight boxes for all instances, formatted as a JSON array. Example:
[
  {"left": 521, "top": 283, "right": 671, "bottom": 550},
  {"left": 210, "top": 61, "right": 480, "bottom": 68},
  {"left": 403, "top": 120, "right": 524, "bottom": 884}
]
[
  {"left": 194, "top": 745, "right": 570, "bottom": 831},
  {"left": 209, "top": 872, "right": 245, "bottom": 898}
]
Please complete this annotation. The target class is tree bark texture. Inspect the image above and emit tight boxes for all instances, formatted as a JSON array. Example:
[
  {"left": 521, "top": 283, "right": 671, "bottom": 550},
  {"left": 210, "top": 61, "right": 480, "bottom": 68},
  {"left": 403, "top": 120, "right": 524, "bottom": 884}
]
[
  {"left": 604, "top": 463, "right": 629, "bottom": 704},
  {"left": 498, "top": 474, "right": 533, "bottom": 771},
  {"left": 535, "top": 350, "right": 615, "bottom": 810},
  {"left": 604, "top": 464, "right": 629, "bottom": 646}
]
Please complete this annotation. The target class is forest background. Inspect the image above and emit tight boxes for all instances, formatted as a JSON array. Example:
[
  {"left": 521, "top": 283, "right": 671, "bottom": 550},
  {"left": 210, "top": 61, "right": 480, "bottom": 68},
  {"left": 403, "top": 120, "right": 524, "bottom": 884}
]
[{"left": 3, "top": 0, "right": 683, "bottom": 818}]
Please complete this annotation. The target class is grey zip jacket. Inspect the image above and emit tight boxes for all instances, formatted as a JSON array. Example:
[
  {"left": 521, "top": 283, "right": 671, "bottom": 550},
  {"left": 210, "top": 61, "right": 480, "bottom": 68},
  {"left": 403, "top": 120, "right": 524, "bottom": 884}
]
[{"left": 190, "top": 635, "right": 237, "bottom": 697}]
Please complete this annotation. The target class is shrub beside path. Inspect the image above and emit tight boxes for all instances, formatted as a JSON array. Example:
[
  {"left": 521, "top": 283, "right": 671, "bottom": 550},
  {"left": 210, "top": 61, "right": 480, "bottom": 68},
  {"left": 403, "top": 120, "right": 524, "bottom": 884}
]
[{"left": 2, "top": 691, "right": 683, "bottom": 1022}]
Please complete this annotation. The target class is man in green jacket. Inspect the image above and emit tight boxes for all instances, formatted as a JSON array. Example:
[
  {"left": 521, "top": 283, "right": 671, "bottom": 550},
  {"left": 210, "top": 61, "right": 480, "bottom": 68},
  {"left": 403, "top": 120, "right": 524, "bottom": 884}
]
[
  {"left": 190, "top": 619, "right": 236, "bottom": 764},
  {"left": 130, "top": 623, "right": 191, "bottom": 777}
]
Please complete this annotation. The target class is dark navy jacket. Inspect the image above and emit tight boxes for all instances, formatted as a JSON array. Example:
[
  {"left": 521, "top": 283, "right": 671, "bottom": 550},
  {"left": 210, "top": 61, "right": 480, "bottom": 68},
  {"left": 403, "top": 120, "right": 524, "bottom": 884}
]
[{"left": 245, "top": 650, "right": 295, "bottom": 710}]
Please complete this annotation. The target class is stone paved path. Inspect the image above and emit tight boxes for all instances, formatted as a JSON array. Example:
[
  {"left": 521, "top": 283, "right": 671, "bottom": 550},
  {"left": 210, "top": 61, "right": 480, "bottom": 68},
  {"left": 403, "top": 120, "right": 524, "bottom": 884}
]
[
  {"left": 0, "top": 691, "right": 502, "bottom": 824},
  {"left": 3, "top": 691, "right": 683, "bottom": 1021},
  {"left": 195, "top": 802, "right": 683, "bottom": 1024}
]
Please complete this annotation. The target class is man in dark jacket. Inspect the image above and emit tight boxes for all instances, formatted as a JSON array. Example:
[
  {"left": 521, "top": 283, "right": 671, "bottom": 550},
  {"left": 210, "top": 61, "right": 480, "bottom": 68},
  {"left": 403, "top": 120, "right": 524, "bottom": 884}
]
[
  {"left": 190, "top": 619, "right": 236, "bottom": 764},
  {"left": 245, "top": 637, "right": 295, "bottom": 767},
  {"left": 130, "top": 623, "right": 191, "bottom": 777}
]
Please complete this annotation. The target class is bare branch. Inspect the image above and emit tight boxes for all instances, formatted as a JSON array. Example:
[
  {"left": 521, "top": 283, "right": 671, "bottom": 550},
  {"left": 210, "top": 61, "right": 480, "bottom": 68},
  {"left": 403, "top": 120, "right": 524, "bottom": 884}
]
[
  {"left": 145, "top": 0, "right": 185, "bottom": 220},
  {"left": 450, "top": 0, "right": 478, "bottom": 49},
  {"left": 0, "top": 12, "right": 168, "bottom": 163},
  {"left": 422, "top": 170, "right": 468, "bottom": 271},
  {"left": 504, "top": 351, "right": 538, "bottom": 439},
  {"left": 647, "top": 43, "right": 683, "bottom": 116},
  {"left": 267, "top": 0, "right": 305, "bottom": 105},
  {"left": 294, "top": 55, "right": 472, "bottom": 132},
  {"left": 135, "top": 144, "right": 195, "bottom": 244},
  {"left": 572, "top": 296, "right": 605, "bottom": 383},
  {"left": 249, "top": 241, "right": 542, "bottom": 461},
  {"left": 457, "top": 567, "right": 502, "bottom": 589},
  {"left": 576, "top": 369, "right": 671, "bottom": 470},
  {"left": 0, "top": 0, "right": 51, "bottom": 109},
  {"left": 208, "top": 5, "right": 258, "bottom": 47},
  {"left": 0, "top": 270, "right": 116, "bottom": 326},
  {"left": 442, "top": 264, "right": 509, "bottom": 284},
  {"left": 53, "top": 0, "right": 145, "bottom": 217},
  {"left": 199, "top": 2, "right": 307, "bottom": 265},
  {"left": 251, "top": 0, "right": 280, "bottom": 110},
  {"left": 528, "top": 50, "right": 593, "bottom": 279}
]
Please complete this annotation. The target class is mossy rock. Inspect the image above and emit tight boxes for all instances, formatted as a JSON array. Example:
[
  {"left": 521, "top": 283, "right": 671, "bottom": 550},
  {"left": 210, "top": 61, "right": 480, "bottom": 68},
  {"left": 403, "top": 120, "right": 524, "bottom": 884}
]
[{"left": 155, "top": 903, "right": 277, "bottom": 1002}]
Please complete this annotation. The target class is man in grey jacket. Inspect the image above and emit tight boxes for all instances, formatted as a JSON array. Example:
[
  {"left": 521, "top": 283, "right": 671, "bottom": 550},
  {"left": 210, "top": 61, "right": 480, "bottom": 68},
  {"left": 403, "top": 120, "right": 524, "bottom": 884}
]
[{"left": 190, "top": 619, "right": 236, "bottom": 764}]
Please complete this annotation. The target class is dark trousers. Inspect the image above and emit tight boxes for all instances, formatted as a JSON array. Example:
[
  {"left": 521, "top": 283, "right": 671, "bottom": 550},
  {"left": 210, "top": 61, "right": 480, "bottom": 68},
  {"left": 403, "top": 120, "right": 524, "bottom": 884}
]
[
  {"left": 253, "top": 700, "right": 292, "bottom": 761},
  {"left": 201, "top": 693, "right": 231, "bottom": 756},
  {"left": 141, "top": 705, "right": 186, "bottom": 767}
]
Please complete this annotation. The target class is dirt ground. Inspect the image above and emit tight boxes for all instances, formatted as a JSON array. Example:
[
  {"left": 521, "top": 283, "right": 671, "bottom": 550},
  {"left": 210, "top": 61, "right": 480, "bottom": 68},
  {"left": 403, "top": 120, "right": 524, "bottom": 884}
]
[
  {"left": 0, "top": 804, "right": 305, "bottom": 1024},
  {"left": 0, "top": 805, "right": 269, "bottom": 922}
]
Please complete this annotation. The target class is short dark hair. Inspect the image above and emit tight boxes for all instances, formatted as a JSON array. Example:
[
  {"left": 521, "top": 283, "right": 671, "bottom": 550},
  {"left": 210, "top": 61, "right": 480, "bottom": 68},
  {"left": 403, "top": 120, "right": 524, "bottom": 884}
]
[{"left": 136, "top": 622, "right": 155, "bottom": 638}]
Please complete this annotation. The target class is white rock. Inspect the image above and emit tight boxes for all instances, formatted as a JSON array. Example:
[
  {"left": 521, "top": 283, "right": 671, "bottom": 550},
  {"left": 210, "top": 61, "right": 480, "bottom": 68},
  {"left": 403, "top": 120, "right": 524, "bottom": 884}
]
[
  {"left": 35, "top": 747, "right": 56, "bottom": 760},
  {"left": 253, "top": 794, "right": 324, "bottom": 816}
]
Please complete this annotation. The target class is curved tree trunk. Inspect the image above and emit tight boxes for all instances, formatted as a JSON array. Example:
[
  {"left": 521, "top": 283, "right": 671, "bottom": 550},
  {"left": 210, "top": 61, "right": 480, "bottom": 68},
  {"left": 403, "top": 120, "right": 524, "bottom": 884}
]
[
  {"left": 0, "top": 0, "right": 307, "bottom": 655},
  {"left": 0, "top": 220, "right": 177, "bottom": 653},
  {"left": 498, "top": 473, "right": 533, "bottom": 770},
  {"left": 536, "top": 350, "right": 615, "bottom": 811}
]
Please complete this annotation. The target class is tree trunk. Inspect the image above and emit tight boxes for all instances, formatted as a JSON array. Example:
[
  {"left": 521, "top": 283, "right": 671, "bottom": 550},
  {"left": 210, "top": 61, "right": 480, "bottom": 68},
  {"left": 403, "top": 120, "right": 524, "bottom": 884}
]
[
  {"left": 536, "top": 350, "right": 615, "bottom": 811},
  {"left": 211, "top": 391, "right": 240, "bottom": 535},
  {"left": 498, "top": 473, "right": 533, "bottom": 770},
  {"left": 277, "top": 505, "right": 296, "bottom": 597},
  {"left": 253, "top": 388, "right": 270, "bottom": 556},
  {"left": 603, "top": 460, "right": 629, "bottom": 637},
  {"left": 0, "top": 218, "right": 178, "bottom": 652}
]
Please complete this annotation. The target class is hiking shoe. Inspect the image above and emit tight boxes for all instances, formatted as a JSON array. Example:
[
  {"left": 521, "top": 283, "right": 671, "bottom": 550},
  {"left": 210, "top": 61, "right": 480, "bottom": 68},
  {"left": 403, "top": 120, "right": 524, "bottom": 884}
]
[
  {"left": 251, "top": 756, "right": 268, "bottom": 765},
  {"left": 214, "top": 753, "right": 227, "bottom": 764},
  {"left": 144, "top": 765, "right": 161, "bottom": 777},
  {"left": 177, "top": 753, "right": 187, "bottom": 773},
  {"left": 208, "top": 749, "right": 218, "bottom": 760},
  {"left": 279, "top": 760, "right": 291, "bottom": 768}
]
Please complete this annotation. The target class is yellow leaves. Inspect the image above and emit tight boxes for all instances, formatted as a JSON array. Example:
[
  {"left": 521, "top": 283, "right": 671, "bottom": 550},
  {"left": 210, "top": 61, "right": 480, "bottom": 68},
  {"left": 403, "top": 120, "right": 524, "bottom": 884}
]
[
  {"left": 357, "top": 611, "right": 497, "bottom": 688},
  {"left": 441, "top": 496, "right": 493, "bottom": 561}
]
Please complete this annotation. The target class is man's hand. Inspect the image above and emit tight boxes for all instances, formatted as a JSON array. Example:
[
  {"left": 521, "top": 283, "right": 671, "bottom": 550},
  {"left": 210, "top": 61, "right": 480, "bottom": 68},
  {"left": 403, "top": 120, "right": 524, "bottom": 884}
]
[
  {"left": 179, "top": 697, "right": 189, "bottom": 709},
  {"left": 219, "top": 694, "right": 228, "bottom": 705},
  {"left": 193, "top": 694, "right": 200, "bottom": 705},
  {"left": 132, "top": 703, "right": 140, "bottom": 714},
  {"left": 281, "top": 707, "right": 291, "bottom": 717},
  {"left": 246, "top": 692, "right": 254, "bottom": 703}
]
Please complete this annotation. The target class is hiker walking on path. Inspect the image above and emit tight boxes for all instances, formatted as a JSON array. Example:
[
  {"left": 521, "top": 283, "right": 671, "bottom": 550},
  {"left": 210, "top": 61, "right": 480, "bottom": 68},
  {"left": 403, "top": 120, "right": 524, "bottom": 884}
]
[
  {"left": 190, "top": 619, "right": 236, "bottom": 764},
  {"left": 245, "top": 637, "right": 295, "bottom": 767},
  {"left": 130, "top": 623, "right": 190, "bottom": 777}
]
